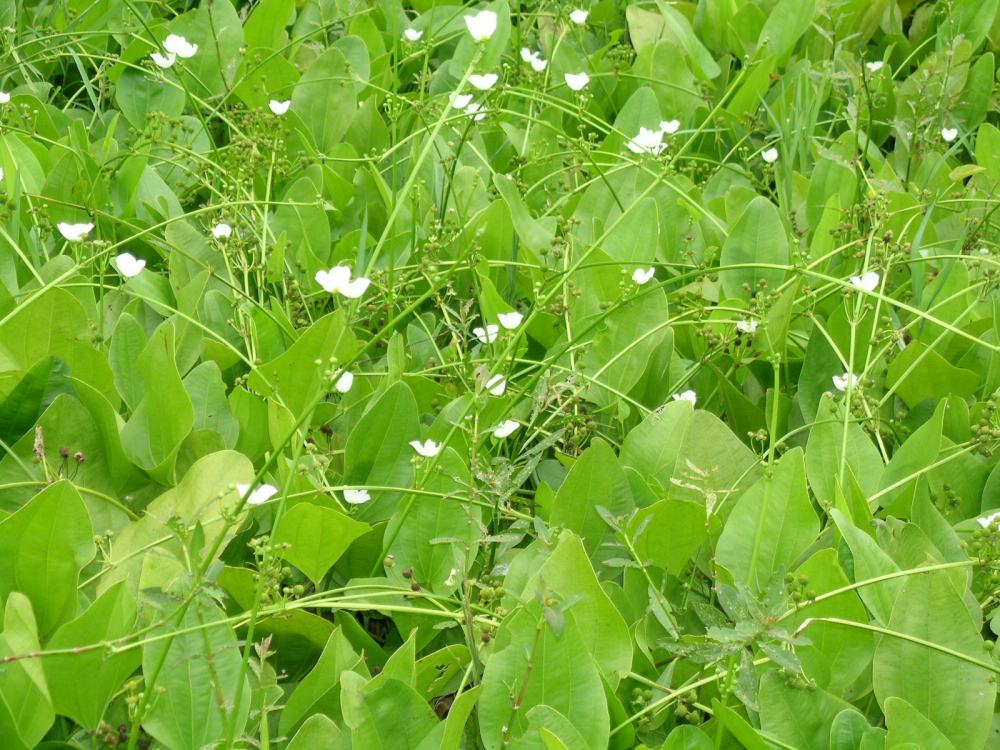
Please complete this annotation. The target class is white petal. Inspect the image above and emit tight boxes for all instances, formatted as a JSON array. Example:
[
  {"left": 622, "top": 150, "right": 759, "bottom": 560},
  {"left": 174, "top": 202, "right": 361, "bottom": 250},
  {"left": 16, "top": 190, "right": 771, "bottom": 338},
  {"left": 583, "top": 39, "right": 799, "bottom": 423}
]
[
  {"left": 465, "top": 102, "right": 486, "bottom": 121},
  {"left": 497, "top": 311, "right": 523, "bottom": 329},
  {"left": 315, "top": 266, "right": 351, "bottom": 293},
  {"left": 866, "top": 61, "right": 884, "bottom": 72},
  {"left": 520, "top": 47, "right": 535, "bottom": 62},
  {"left": 976, "top": 511, "right": 1000, "bottom": 528},
  {"left": 343, "top": 488, "right": 371, "bottom": 504},
  {"left": 150, "top": 51, "right": 176, "bottom": 69},
  {"left": 464, "top": 10, "right": 498, "bottom": 41},
  {"left": 569, "top": 8, "right": 589, "bottom": 24},
  {"left": 410, "top": 439, "right": 442, "bottom": 457},
  {"left": 450, "top": 93, "right": 473, "bottom": 109},
  {"left": 334, "top": 370, "right": 354, "bottom": 393},
  {"left": 762, "top": 147, "right": 779, "bottom": 163},
  {"left": 735, "top": 319, "right": 757, "bottom": 334},
  {"left": 0, "top": 92, "right": 10, "bottom": 104},
  {"left": 849, "top": 271, "right": 880, "bottom": 293},
  {"left": 660, "top": 119, "right": 680, "bottom": 134},
  {"left": 486, "top": 374, "right": 506, "bottom": 396},
  {"left": 0, "top": 168, "right": 4, "bottom": 182},
  {"left": 632, "top": 267, "right": 655, "bottom": 285},
  {"left": 211, "top": 222, "right": 232, "bottom": 239},
  {"left": 492, "top": 419, "right": 519, "bottom": 438},
  {"left": 238, "top": 483, "right": 279, "bottom": 506},
  {"left": 403, "top": 28, "right": 423, "bottom": 41},
  {"left": 831, "top": 372, "right": 858, "bottom": 391},
  {"left": 473, "top": 324, "right": 500, "bottom": 344},
  {"left": 57, "top": 222, "right": 94, "bottom": 241},
  {"left": 163, "top": 33, "right": 198, "bottom": 58},
  {"left": 469, "top": 73, "right": 499, "bottom": 90},
  {"left": 941, "top": 127, "right": 958, "bottom": 143},
  {"left": 564, "top": 72, "right": 590, "bottom": 91},
  {"left": 530, "top": 56, "right": 548, "bottom": 72},
  {"left": 672, "top": 390, "right": 697, "bottom": 405},
  {"left": 340, "top": 276, "right": 372, "bottom": 299},
  {"left": 268, "top": 99, "right": 291, "bottom": 115},
  {"left": 114, "top": 252, "right": 146, "bottom": 278}
]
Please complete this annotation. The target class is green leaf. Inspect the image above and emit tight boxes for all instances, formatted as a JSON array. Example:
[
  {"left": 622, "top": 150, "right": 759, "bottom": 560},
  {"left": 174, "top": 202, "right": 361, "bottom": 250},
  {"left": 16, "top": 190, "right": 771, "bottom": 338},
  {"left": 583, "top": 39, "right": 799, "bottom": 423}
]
[
  {"left": 716, "top": 448, "right": 818, "bottom": 590},
  {"left": 142, "top": 597, "right": 251, "bottom": 749},
  {"left": 719, "top": 196, "right": 789, "bottom": 301},
  {"left": 100, "top": 451, "right": 253, "bottom": 595},
  {"left": 279, "top": 628, "right": 365, "bottom": 737},
  {"left": 44, "top": 581, "right": 142, "bottom": 729},
  {"left": 883, "top": 697, "right": 957, "bottom": 750},
  {"left": 550, "top": 438, "right": 633, "bottom": 559},
  {"left": 290, "top": 47, "right": 356, "bottom": 154},
  {"left": 0, "top": 481, "right": 94, "bottom": 636},
  {"left": 521, "top": 534, "right": 633, "bottom": 681},
  {"left": 0, "top": 356, "right": 73, "bottom": 445},
  {"left": 805, "top": 393, "right": 884, "bottom": 509},
  {"left": 872, "top": 572, "right": 995, "bottom": 749},
  {"left": 286, "top": 714, "right": 350, "bottom": 750},
  {"left": 886, "top": 341, "right": 979, "bottom": 408},
  {"left": 340, "top": 671, "right": 438, "bottom": 750},
  {"left": 345, "top": 382, "right": 420, "bottom": 522},
  {"left": 248, "top": 310, "right": 357, "bottom": 418},
  {"left": 629, "top": 497, "right": 707, "bottom": 576},
  {"left": 0, "top": 593, "right": 54, "bottom": 749},
  {"left": 479, "top": 605, "right": 610, "bottom": 750},
  {"left": 119, "top": 322, "right": 194, "bottom": 482},
  {"left": 273, "top": 503, "right": 370, "bottom": 584}
]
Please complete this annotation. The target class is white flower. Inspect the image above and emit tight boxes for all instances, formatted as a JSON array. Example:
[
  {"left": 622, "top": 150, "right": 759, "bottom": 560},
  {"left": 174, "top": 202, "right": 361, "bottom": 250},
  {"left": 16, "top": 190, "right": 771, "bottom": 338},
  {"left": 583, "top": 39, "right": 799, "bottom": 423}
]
[
  {"left": 410, "top": 439, "right": 442, "bottom": 457},
  {"left": 444, "top": 568, "right": 458, "bottom": 587},
  {"left": 569, "top": 8, "right": 589, "bottom": 24},
  {"left": 163, "top": 33, "right": 198, "bottom": 59},
  {"left": 832, "top": 372, "right": 859, "bottom": 391},
  {"left": 632, "top": 267, "right": 655, "bottom": 285},
  {"left": 57, "top": 222, "right": 94, "bottom": 241},
  {"left": 660, "top": 119, "right": 680, "bottom": 134},
  {"left": 762, "top": 147, "right": 779, "bottom": 163},
  {"left": 450, "top": 93, "right": 473, "bottom": 109},
  {"left": 486, "top": 374, "right": 506, "bottom": 396},
  {"left": 464, "top": 10, "right": 498, "bottom": 41},
  {"left": 473, "top": 324, "right": 500, "bottom": 344},
  {"left": 114, "top": 252, "right": 146, "bottom": 278},
  {"left": 150, "top": 51, "right": 176, "bottom": 69},
  {"left": 469, "top": 73, "right": 499, "bottom": 90},
  {"left": 849, "top": 271, "right": 880, "bottom": 293},
  {"left": 0, "top": 168, "right": 4, "bottom": 181},
  {"left": 334, "top": 370, "right": 354, "bottom": 393},
  {"left": 211, "top": 222, "right": 232, "bottom": 239},
  {"left": 493, "top": 419, "right": 519, "bottom": 438},
  {"left": 626, "top": 127, "right": 666, "bottom": 155},
  {"left": 343, "top": 488, "right": 371, "bottom": 505},
  {"left": 498, "top": 311, "right": 523, "bottom": 329},
  {"left": 0, "top": 92, "right": 9, "bottom": 104},
  {"left": 403, "top": 28, "right": 423, "bottom": 41},
  {"left": 520, "top": 48, "right": 548, "bottom": 71},
  {"left": 976, "top": 511, "right": 1000, "bottom": 528},
  {"left": 315, "top": 265, "right": 372, "bottom": 298},
  {"left": 465, "top": 102, "right": 486, "bottom": 121},
  {"left": 564, "top": 72, "right": 590, "bottom": 91},
  {"left": 941, "top": 127, "right": 958, "bottom": 143},
  {"left": 268, "top": 99, "right": 291, "bottom": 115},
  {"left": 736, "top": 319, "right": 757, "bottom": 334},
  {"left": 866, "top": 61, "right": 884, "bottom": 73},
  {"left": 672, "top": 390, "right": 697, "bottom": 405},
  {"left": 236, "top": 483, "right": 279, "bottom": 506}
]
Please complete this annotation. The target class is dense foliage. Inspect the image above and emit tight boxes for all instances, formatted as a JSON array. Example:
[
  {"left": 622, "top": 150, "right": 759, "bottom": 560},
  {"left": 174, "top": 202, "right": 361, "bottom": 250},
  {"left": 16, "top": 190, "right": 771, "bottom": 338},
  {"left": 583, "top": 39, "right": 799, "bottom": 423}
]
[{"left": 2, "top": 0, "right": 1000, "bottom": 747}]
